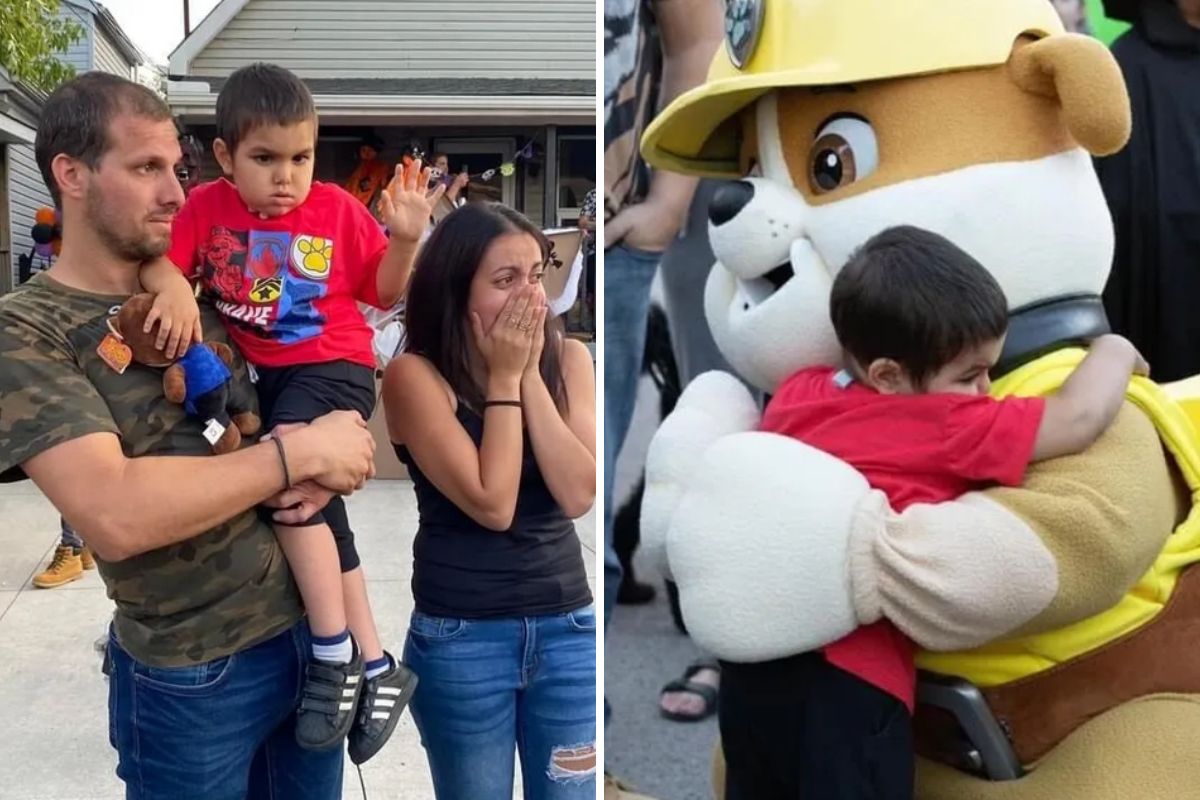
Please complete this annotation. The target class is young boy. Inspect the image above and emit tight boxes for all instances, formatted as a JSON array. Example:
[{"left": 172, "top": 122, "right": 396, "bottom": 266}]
[
  {"left": 141, "top": 63, "right": 442, "bottom": 764},
  {"left": 718, "top": 225, "right": 1148, "bottom": 800}
]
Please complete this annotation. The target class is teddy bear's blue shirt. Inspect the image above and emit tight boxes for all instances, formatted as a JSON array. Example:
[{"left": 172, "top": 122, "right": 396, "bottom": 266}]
[{"left": 177, "top": 345, "right": 232, "bottom": 416}]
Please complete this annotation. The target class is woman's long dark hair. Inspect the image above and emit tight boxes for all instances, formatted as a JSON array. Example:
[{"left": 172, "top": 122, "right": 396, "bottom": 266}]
[{"left": 405, "top": 203, "right": 569, "bottom": 414}]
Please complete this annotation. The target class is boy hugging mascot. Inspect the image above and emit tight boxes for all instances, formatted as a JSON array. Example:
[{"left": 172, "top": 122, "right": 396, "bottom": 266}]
[{"left": 638, "top": 0, "right": 1200, "bottom": 798}]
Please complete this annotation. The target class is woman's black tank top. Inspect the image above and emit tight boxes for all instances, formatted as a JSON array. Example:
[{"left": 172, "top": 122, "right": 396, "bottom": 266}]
[{"left": 395, "top": 402, "right": 593, "bottom": 618}]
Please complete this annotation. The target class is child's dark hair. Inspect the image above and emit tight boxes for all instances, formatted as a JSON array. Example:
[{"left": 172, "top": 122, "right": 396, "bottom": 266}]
[
  {"left": 215, "top": 63, "right": 316, "bottom": 154},
  {"left": 830, "top": 225, "right": 1008, "bottom": 386}
]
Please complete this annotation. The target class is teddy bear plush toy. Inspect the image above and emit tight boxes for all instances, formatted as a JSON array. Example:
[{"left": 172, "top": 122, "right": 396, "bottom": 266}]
[{"left": 114, "top": 294, "right": 260, "bottom": 454}]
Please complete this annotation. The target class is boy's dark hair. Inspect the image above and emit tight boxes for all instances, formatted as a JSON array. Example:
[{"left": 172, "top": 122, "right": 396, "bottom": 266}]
[
  {"left": 35, "top": 72, "right": 173, "bottom": 205},
  {"left": 830, "top": 225, "right": 1008, "bottom": 386},
  {"left": 216, "top": 63, "right": 316, "bottom": 154}
]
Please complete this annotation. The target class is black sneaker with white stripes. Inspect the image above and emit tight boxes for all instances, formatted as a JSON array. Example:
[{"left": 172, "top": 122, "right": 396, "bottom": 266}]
[
  {"left": 348, "top": 653, "right": 418, "bottom": 765},
  {"left": 295, "top": 642, "right": 365, "bottom": 750}
]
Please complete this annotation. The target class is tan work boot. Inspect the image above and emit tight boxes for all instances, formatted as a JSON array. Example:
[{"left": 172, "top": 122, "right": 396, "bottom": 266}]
[
  {"left": 80, "top": 545, "right": 96, "bottom": 571},
  {"left": 33, "top": 545, "right": 84, "bottom": 588},
  {"left": 604, "top": 774, "right": 659, "bottom": 800}
]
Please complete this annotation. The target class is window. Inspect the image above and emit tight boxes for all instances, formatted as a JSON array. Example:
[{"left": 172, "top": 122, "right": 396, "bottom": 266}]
[
  {"left": 557, "top": 134, "right": 595, "bottom": 227},
  {"left": 431, "top": 138, "right": 517, "bottom": 208}
]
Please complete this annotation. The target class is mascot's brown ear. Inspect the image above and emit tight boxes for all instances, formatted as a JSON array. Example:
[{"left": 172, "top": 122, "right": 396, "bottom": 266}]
[{"left": 1008, "top": 34, "right": 1131, "bottom": 157}]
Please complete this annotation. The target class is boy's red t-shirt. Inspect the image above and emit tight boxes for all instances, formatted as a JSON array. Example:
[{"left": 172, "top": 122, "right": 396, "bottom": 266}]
[
  {"left": 168, "top": 179, "right": 389, "bottom": 369},
  {"left": 759, "top": 366, "right": 1047, "bottom": 710}
]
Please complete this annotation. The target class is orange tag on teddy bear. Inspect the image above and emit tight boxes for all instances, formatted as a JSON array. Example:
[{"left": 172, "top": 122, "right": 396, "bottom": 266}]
[{"left": 97, "top": 333, "right": 132, "bottom": 374}]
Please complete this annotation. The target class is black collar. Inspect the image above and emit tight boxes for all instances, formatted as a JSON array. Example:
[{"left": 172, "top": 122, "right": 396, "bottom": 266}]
[{"left": 995, "top": 294, "right": 1111, "bottom": 377}]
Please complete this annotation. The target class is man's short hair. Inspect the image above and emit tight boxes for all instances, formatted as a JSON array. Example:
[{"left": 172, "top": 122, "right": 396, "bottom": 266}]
[
  {"left": 35, "top": 72, "right": 173, "bottom": 205},
  {"left": 216, "top": 63, "right": 316, "bottom": 154},
  {"left": 830, "top": 225, "right": 1009, "bottom": 385}
]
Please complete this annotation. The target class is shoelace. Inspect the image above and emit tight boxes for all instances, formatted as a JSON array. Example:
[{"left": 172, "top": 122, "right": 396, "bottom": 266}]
[
  {"left": 356, "top": 763, "right": 368, "bottom": 800},
  {"left": 47, "top": 548, "right": 73, "bottom": 573}
]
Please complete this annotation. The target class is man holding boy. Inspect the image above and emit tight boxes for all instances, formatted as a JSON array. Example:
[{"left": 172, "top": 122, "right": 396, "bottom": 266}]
[{"left": 0, "top": 71, "right": 372, "bottom": 798}]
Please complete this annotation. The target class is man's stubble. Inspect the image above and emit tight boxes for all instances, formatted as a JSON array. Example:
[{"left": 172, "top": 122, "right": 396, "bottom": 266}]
[{"left": 85, "top": 184, "right": 171, "bottom": 263}]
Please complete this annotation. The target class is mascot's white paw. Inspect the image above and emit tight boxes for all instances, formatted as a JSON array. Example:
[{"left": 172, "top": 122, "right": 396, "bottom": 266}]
[
  {"left": 641, "top": 371, "right": 760, "bottom": 578},
  {"left": 667, "top": 431, "right": 874, "bottom": 662}
]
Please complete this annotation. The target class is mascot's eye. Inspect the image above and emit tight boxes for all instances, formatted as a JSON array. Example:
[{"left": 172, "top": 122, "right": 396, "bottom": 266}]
[{"left": 808, "top": 116, "right": 878, "bottom": 195}]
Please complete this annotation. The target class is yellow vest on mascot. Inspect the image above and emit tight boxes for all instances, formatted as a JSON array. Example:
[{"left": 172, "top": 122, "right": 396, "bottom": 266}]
[{"left": 636, "top": 1, "right": 1200, "bottom": 798}]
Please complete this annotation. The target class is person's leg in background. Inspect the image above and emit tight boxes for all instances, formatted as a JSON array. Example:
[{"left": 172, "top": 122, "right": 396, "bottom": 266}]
[
  {"left": 655, "top": 180, "right": 758, "bottom": 720},
  {"left": 33, "top": 516, "right": 95, "bottom": 589},
  {"left": 602, "top": 243, "right": 662, "bottom": 694}
]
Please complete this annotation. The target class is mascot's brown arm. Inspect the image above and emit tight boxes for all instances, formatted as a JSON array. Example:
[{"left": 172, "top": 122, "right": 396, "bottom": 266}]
[
  {"left": 984, "top": 404, "right": 1181, "bottom": 636},
  {"left": 878, "top": 405, "right": 1180, "bottom": 650}
]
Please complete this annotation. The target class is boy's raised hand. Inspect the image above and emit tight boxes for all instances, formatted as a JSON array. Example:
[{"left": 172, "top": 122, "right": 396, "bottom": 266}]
[
  {"left": 379, "top": 159, "right": 446, "bottom": 242},
  {"left": 143, "top": 281, "right": 203, "bottom": 360}
]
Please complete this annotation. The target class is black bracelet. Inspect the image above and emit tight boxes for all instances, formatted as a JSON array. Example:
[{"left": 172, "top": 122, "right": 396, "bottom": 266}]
[
  {"left": 272, "top": 435, "right": 292, "bottom": 489},
  {"left": 483, "top": 400, "right": 523, "bottom": 409}
]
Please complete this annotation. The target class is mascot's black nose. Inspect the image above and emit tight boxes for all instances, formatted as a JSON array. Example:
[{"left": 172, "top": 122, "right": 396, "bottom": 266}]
[{"left": 709, "top": 181, "right": 755, "bottom": 227}]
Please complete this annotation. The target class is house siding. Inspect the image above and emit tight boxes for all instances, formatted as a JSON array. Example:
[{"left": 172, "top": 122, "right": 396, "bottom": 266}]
[
  {"left": 7, "top": 3, "right": 137, "bottom": 282},
  {"left": 58, "top": 4, "right": 94, "bottom": 73},
  {"left": 190, "top": 0, "right": 594, "bottom": 81},
  {"left": 93, "top": 27, "right": 134, "bottom": 78},
  {"left": 7, "top": 145, "right": 50, "bottom": 284}
]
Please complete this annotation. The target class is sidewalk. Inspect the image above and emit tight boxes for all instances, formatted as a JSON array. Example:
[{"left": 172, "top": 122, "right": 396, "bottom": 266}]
[
  {"left": 605, "top": 551, "right": 718, "bottom": 800},
  {"left": 0, "top": 480, "right": 596, "bottom": 799}
]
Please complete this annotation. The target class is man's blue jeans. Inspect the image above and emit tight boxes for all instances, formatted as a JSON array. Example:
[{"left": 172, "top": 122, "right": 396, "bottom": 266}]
[
  {"left": 107, "top": 621, "right": 342, "bottom": 800},
  {"left": 60, "top": 517, "right": 83, "bottom": 549},
  {"left": 603, "top": 243, "right": 661, "bottom": 724},
  {"left": 404, "top": 606, "right": 597, "bottom": 799}
]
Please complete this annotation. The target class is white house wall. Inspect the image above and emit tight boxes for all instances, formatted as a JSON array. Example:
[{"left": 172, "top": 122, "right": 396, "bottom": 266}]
[{"left": 189, "top": 0, "right": 594, "bottom": 80}]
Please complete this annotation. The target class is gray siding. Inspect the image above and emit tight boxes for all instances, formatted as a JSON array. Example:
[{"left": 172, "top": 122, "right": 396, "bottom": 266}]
[
  {"left": 57, "top": 4, "right": 94, "bottom": 74},
  {"left": 191, "top": 0, "right": 594, "bottom": 81},
  {"left": 5, "top": 3, "right": 139, "bottom": 281},
  {"left": 7, "top": 145, "right": 52, "bottom": 284},
  {"left": 93, "top": 27, "right": 134, "bottom": 78}
]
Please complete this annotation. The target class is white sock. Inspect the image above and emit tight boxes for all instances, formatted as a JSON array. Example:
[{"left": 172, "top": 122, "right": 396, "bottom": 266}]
[
  {"left": 311, "top": 629, "right": 353, "bottom": 664},
  {"left": 364, "top": 654, "right": 393, "bottom": 680}
]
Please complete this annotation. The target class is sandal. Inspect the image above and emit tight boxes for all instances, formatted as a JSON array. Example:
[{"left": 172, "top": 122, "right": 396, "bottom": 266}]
[{"left": 658, "top": 660, "right": 720, "bottom": 722}]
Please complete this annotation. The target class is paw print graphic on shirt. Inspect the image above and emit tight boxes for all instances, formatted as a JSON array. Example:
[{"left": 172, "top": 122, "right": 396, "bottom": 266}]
[{"left": 291, "top": 235, "right": 333, "bottom": 281}]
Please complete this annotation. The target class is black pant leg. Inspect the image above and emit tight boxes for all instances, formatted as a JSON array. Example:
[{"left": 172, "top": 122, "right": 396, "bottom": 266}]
[{"left": 719, "top": 653, "right": 914, "bottom": 800}]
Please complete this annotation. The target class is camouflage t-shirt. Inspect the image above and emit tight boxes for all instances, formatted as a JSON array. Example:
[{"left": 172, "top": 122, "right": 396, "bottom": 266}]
[{"left": 0, "top": 273, "right": 302, "bottom": 666}]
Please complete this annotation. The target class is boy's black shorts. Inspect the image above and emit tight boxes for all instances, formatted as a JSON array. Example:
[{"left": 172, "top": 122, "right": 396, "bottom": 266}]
[
  {"left": 719, "top": 651, "right": 914, "bottom": 800},
  {"left": 254, "top": 360, "right": 376, "bottom": 572}
]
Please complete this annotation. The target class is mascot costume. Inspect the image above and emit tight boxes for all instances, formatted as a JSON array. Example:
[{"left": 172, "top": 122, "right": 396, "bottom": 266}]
[{"left": 638, "top": 0, "right": 1200, "bottom": 798}]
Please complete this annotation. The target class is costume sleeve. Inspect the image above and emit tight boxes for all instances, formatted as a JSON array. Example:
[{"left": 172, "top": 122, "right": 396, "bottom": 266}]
[
  {"left": 0, "top": 315, "right": 119, "bottom": 480},
  {"left": 344, "top": 194, "right": 389, "bottom": 308},
  {"left": 942, "top": 395, "right": 1046, "bottom": 487},
  {"left": 168, "top": 193, "right": 203, "bottom": 278}
]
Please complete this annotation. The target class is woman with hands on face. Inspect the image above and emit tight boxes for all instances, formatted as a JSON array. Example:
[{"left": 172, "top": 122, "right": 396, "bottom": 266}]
[{"left": 382, "top": 203, "right": 597, "bottom": 799}]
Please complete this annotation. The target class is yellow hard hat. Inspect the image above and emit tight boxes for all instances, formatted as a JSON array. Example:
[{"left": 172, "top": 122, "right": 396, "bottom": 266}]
[{"left": 642, "top": 0, "right": 1066, "bottom": 177}]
